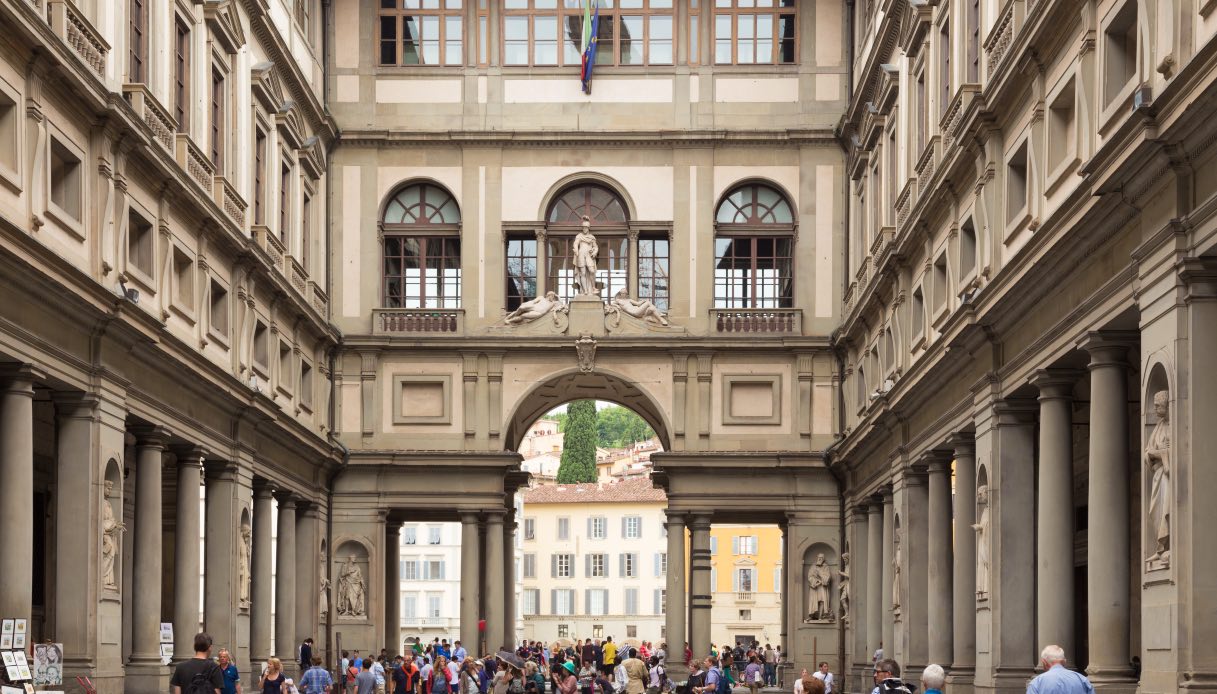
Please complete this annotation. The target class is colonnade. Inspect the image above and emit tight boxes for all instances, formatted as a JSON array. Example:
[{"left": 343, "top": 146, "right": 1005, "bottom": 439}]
[{"left": 846, "top": 333, "right": 1140, "bottom": 692}]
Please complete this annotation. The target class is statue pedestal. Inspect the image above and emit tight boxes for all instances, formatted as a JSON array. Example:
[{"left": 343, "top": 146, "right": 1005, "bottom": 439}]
[{"left": 568, "top": 295, "right": 607, "bottom": 336}]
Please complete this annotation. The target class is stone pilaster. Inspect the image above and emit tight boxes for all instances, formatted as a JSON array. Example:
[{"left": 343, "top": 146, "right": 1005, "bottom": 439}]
[
  {"left": 1081, "top": 333, "right": 1138, "bottom": 692},
  {"left": 459, "top": 512, "right": 481, "bottom": 651},
  {"left": 250, "top": 484, "right": 276, "bottom": 666},
  {"left": 297, "top": 503, "right": 321, "bottom": 651},
  {"left": 895, "top": 468, "right": 928, "bottom": 671},
  {"left": 385, "top": 521, "right": 401, "bottom": 654},
  {"left": 0, "top": 366, "right": 38, "bottom": 626},
  {"left": 126, "top": 426, "right": 171, "bottom": 691},
  {"left": 688, "top": 514, "right": 713, "bottom": 659},
  {"left": 926, "top": 454, "right": 954, "bottom": 668},
  {"left": 949, "top": 434, "right": 977, "bottom": 689},
  {"left": 880, "top": 489, "right": 894, "bottom": 655},
  {"left": 204, "top": 463, "right": 241, "bottom": 653},
  {"left": 483, "top": 511, "right": 506, "bottom": 652},
  {"left": 848, "top": 504, "right": 870, "bottom": 691},
  {"left": 664, "top": 511, "right": 688, "bottom": 678},
  {"left": 275, "top": 495, "right": 298, "bottom": 659},
  {"left": 503, "top": 515, "right": 518, "bottom": 649},
  {"left": 1031, "top": 370, "right": 1079, "bottom": 660},
  {"left": 865, "top": 501, "right": 883, "bottom": 659},
  {"left": 172, "top": 447, "right": 205, "bottom": 661}
]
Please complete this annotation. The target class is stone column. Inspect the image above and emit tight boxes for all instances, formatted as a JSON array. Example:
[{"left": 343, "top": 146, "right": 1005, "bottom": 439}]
[
  {"left": 251, "top": 485, "right": 276, "bottom": 666},
  {"left": 204, "top": 463, "right": 240, "bottom": 652},
  {"left": 926, "top": 455, "right": 954, "bottom": 667},
  {"left": 865, "top": 502, "right": 883, "bottom": 659},
  {"left": 173, "top": 447, "right": 205, "bottom": 661},
  {"left": 950, "top": 435, "right": 976, "bottom": 683},
  {"left": 52, "top": 392, "right": 99, "bottom": 670},
  {"left": 503, "top": 517, "right": 518, "bottom": 650},
  {"left": 0, "top": 367, "right": 37, "bottom": 626},
  {"left": 460, "top": 513, "right": 481, "bottom": 651},
  {"left": 688, "top": 514, "right": 713, "bottom": 660},
  {"left": 484, "top": 512, "right": 506, "bottom": 652},
  {"left": 1081, "top": 334, "right": 1137, "bottom": 689},
  {"left": 385, "top": 521, "right": 401, "bottom": 654},
  {"left": 275, "top": 495, "right": 298, "bottom": 659},
  {"left": 896, "top": 469, "right": 929, "bottom": 670},
  {"left": 1032, "top": 370, "right": 1078, "bottom": 659},
  {"left": 127, "top": 426, "right": 170, "bottom": 685},
  {"left": 665, "top": 512, "right": 688, "bottom": 678},
  {"left": 297, "top": 504, "right": 320, "bottom": 650},
  {"left": 880, "top": 490, "right": 894, "bottom": 655},
  {"left": 848, "top": 505, "right": 869, "bottom": 685}
]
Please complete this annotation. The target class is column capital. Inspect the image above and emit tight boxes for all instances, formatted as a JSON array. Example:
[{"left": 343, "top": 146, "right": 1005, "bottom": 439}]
[
  {"left": 921, "top": 450, "right": 953, "bottom": 474},
  {"left": 171, "top": 445, "right": 208, "bottom": 468},
  {"left": 1078, "top": 331, "right": 1139, "bottom": 367},
  {"left": 460, "top": 511, "right": 480, "bottom": 525},
  {"left": 848, "top": 502, "right": 870, "bottom": 518},
  {"left": 785, "top": 511, "right": 814, "bottom": 525},
  {"left": 131, "top": 424, "right": 172, "bottom": 449},
  {"left": 299, "top": 503, "right": 322, "bottom": 520},
  {"left": 688, "top": 513, "right": 712, "bottom": 530},
  {"left": 0, "top": 363, "right": 45, "bottom": 390},
  {"left": 1178, "top": 256, "right": 1217, "bottom": 301},
  {"left": 1031, "top": 368, "right": 1081, "bottom": 400},
  {"left": 253, "top": 482, "right": 276, "bottom": 500},
  {"left": 664, "top": 510, "right": 687, "bottom": 524},
  {"left": 993, "top": 399, "right": 1038, "bottom": 424},
  {"left": 386, "top": 519, "right": 402, "bottom": 533},
  {"left": 947, "top": 431, "right": 975, "bottom": 457},
  {"left": 483, "top": 509, "right": 506, "bottom": 525},
  {"left": 204, "top": 460, "right": 240, "bottom": 480},
  {"left": 51, "top": 390, "right": 99, "bottom": 418},
  {"left": 275, "top": 492, "right": 298, "bottom": 509}
]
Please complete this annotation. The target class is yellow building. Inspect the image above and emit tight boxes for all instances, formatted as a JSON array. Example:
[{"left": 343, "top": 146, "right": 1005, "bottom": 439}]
[{"left": 699, "top": 525, "right": 785, "bottom": 649}]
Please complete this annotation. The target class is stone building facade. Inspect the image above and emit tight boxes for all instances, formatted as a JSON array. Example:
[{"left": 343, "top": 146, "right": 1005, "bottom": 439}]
[{"left": 0, "top": 0, "right": 1213, "bottom": 692}]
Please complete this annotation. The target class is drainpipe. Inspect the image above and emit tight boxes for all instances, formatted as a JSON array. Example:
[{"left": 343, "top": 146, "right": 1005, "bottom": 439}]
[{"left": 824, "top": 328, "right": 850, "bottom": 675}]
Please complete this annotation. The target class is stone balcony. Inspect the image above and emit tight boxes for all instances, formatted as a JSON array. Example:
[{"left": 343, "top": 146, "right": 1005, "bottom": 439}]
[
  {"left": 711, "top": 308, "right": 802, "bottom": 334},
  {"left": 374, "top": 308, "right": 465, "bottom": 335}
]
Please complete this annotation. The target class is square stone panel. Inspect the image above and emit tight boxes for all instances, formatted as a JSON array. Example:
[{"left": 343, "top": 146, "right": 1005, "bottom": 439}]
[
  {"left": 722, "top": 375, "right": 782, "bottom": 425},
  {"left": 393, "top": 375, "right": 452, "bottom": 424}
]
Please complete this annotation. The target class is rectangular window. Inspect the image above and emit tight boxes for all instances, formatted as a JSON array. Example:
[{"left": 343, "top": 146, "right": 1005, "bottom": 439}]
[
  {"left": 1103, "top": 2, "right": 1137, "bottom": 107},
  {"left": 1006, "top": 141, "right": 1029, "bottom": 225},
  {"left": 966, "top": 0, "right": 979, "bottom": 82},
  {"left": 379, "top": 0, "right": 463, "bottom": 66},
  {"left": 589, "top": 553, "right": 607, "bottom": 578},
  {"left": 0, "top": 89, "right": 17, "bottom": 174},
  {"left": 301, "top": 191, "right": 312, "bottom": 269},
  {"left": 557, "top": 517, "right": 570, "bottom": 540},
  {"left": 427, "top": 594, "right": 441, "bottom": 617},
  {"left": 688, "top": 0, "right": 699, "bottom": 65},
  {"left": 523, "top": 553, "right": 536, "bottom": 579},
  {"left": 555, "top": 553, "right": 573, "bottom": 578},
  {"left": 939, "top": 21, "right": 951, "bottom": 118},
  {"left": 253, "top": 129, "right": 266, "bottom": 225},
  {"left": 621, "top": 552, "right": 637, "bottom": 578},
  {"left": 523, "top": 589, "right": 540, "bottom": 616},
  {"left": 933, "top": 254, "right": 949, "bottom": 312},
  {"left": 505, "top": 236, "right": 538, "bottom": 312},
  {"left": 50, "top": 138, "right": 82, "bottom": 222},
  {"left": 127, "top": 208, "right": 154, "bottom": 278},
  {"left": 129, "top": 0, "right": 147, "bottom": 83},
  {"left": 739, "top": 608, "right": 752, "bottom": 620},
  {"left": 658, "top": 552, "right": 667, "bottom": 576},
  {"left": 300, "top": 359, "right": 313, "bottom": 408},
  {"left": 402, "top": 594, "right": 416, "bottom": 618},
  {"left": 587, "top": 589, "right": 608, "bottom": 616},
  {"left": 592, "top": 624, "right": 604, "bottom": 639},
  {"left": 426, "top": 558, "right": 445, "bottom": 579},
  {"left": 590, "top": 516, "right": 607, "bottom": 540},
  {"left": 524, "top": 517, "right": 536, "bottom": 541},
  {"left": 916, "top": 70, "right": 927, "bottom": 154},
  {"left": 623, "top": 516, "right": 642, "bottom": 539},
  {"left": 655, "top": 588, "right": 667, "bottom": 615},
  {"left": 279, "top": 162, "right": 291, "bottom": 241},
  {"left": 209, "top": 279, "right": 229, "bottom": 338},
  {"left": 734, "top": 535, "right": 757, "bottom": 555},
  {"left": 911, "top": 286, "right": 925, "bottom": 341},
  {"left": 278, "top": 341, "right": 293, "bottom": 392},
  {"left": 295, "top": 0, "right": 311, "bottom": 37},
  {"left": 384, "top": 236, "right": 461, "bottom": 309},
  {"left": 402, "top": 559, "right": 419, "bottom": 580},
  {"left": 1047, "top": 78, "right": 1077, "bottom": 175},
  {"left": 210, "top": 68, "right": 225, "bottom": 173},
  {"left": 713, "top": 0, "right": 796, "bottom": 65},
  {"left": 736, "top": 567, "right": 754, "bottom": 592},
  {"left": 502, "top": 2, "right": 675, "bottom": 67},
  {"left": 637, "top": 237, "right": 670, "bottom": 311},
  {"left": 557, "top": 623, "right": 569, "bottom": 638},
  {"left": 959, "top": 219, "right": 977, "bottom": 280},
  {"left": 553, "top": 589, "right": 575, "bottom": 615},
  {"left": 548, "top": 235, "right": 627, "bottom": 303},
  {"left": 173, "top": 19, "right": 190, "bottom": 131},
  {"left": 624, "top": 587, "right": 639, "bottom": 615},
  {"left": 403, "top": 526, "right": 417, "bottom": 545},
  {"left": 253, "top": 321, "right": 269, "bottom": 371},
  {"left": 713, "top": 237, "right": 794, "bottom": 308},
  {"left": 428, "top": 526, "right": 442, "bottom": 544},
  {"left": 173, "top": 246, "right": 194, "bottom": 310}
]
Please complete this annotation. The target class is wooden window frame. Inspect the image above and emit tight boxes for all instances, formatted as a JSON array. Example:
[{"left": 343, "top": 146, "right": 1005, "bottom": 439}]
[
  {"left": 501, "top": 1, "right": 676, "bottom": 68},
  {"left": 713, "top": 182, "right": 796, "bottom": 309},
  {"left": 505, "top": 235, "right": 539, "bottom": 312},
  {"left": 637, "top": 234, "right": 670, "bottom": 311},
  {"left": 210, "top": 65, "right": 226, "bottom": 174},
  {"left": 687, "top": 0, "right": 700, "bottom": 65},
  {"left": 381, "top": 183, "right": 463, "bottom": 309},
  {"left": 712, "top": 0, "right": 797, "bottom": 66},
  {"left": 129, "top": 0, "right": 148, "bottom": 83},
  {"left": 173, "top": 17, "right": 190, "bottom": 132},
  {"left": 279, "top": 156, "right": 292, "bottom": 242},
  {"left": 378, "top": 0, "right": 465, "bottom": 67},
  {"left": 253, "top": 127, "right": 266, "bottom": 225},
  {"left": 939, "top": 17, "right": 951, "bottom": 118},
  {"left": 966, "top": 0, "right": 979, "bottom": 83}
]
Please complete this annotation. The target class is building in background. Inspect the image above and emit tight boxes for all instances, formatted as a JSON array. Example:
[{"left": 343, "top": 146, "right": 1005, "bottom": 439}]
[
  {"left": 520, "top": 479, "right": 669, "bottom": 645},
  {"left": 706, "top": 526, "right": 784, "bottom": 650}
]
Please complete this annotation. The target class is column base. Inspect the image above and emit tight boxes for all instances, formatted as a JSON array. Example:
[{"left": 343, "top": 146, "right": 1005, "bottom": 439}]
[
  {"left": 124, "top": 658, "right": 170, "bottom": 694},
  {"left": 1180, "top": 673, "right": 1217, "bottom": 691},
  {"left": 666, "top": 663, "right": 690, "bottom": 683},
  {"left": 945, "top": 666, "right": 974, "bottom": 694},
  {"left": 1087, "top": 671, "right": 1138, "bottom": 694}
]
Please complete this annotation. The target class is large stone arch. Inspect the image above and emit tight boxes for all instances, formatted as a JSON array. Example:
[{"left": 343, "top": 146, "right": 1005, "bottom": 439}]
[{"left": 502, "top": 367, "right": 674, "bottom": 452}]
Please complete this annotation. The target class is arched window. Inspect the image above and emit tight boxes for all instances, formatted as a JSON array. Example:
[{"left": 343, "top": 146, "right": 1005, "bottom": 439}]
[
  {"left": 382, "top": 183, "right": 462, "bottom": 309},
  {"left": 713, "top": 182, "right": 795, "bottom": 309},
  {"left": 544, "top": 183, "right": 631, "bottom": 303}
]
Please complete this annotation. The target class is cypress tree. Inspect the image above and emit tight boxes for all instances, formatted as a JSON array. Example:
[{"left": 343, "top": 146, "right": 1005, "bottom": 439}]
[{"left": 556, "top": 399, "right": 598, "bottom": 483}]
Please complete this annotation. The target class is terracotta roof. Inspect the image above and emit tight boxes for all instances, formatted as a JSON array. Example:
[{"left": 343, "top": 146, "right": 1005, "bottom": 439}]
[{"left": 521, "top": 477, "right": 667, "bottom": 504}]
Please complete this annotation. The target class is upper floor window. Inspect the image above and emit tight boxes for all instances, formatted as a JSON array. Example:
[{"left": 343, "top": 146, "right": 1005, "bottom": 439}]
[
  {"left": 622, "top": 515, "right": 641, "bottom": 539},
  {"left": 502, "top": 1, "right": 675, "bottom": 67},
  {"left": 210, "top": 67, "right": 226, "bottom": 173},
  {"left": 713, "top": 0, "right": 796, "bottom": 65},
  {"left": 382, "top": 183, "right": 462, "bottom": 309},
  {"left": 713, "top": 182, "right": 795, "bottom": 309},
  {"left": 379, "top": 0, "right": 464, "bottom": 66},
  {"left": 546, "top": 183, "right": 629, "bottom": 302},
  {"left": 173, "top": 19, "right": 190, "bottom": 132},
  {"left": 129, "top": 0, "right": 148, "bottom": 83}
]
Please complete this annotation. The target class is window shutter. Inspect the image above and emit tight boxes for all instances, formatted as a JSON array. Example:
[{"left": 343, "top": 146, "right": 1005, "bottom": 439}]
[
  {"left": 601, "top": 589, "right": 609, "bottom": 615},
  {"left": 588, "top": 517, "right": 593, "bottom": 538},
  {"left": 654, "top": 553, "right": 660, "bottom": 577},
  {"left": 585, "top": 589, "right": 591, "bottom": 614},
  {"left": 710, "top": 536, "right": 717, "bottom": 554},
  {"left": 635, "top": 517, "right": 641, "bottom": 539},
  {"left": 619, "top": 553, "right": 625, "bottom": 578},
  {"left": 752, "top": 535, "right": 758, "bottom": 553},
  {"left": 552, "top": 554, "right": 557, "bottom": 578},
  {"left": 586, "top": 554, "right": 592, "bottom": 578},
  {"left": 732, "top": 536, "right": 739, "bottom": 554},
  {"left": 622, "top": 516, "right": 627, "bottom": 538},
  {"left": 654, "top": 589, "right": 660, "bottom": 615},
  {"left": 631, "top": 553, "right": 639, "bottom": 577},
  {"left": 551, "top": 589, "right": 557, "bottom": 615},
  {"left": 733, "top": 569, "right": 740, "bottom": 592}
]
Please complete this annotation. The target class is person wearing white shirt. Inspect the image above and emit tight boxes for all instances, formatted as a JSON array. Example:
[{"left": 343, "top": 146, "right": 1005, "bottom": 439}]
[
  {"left": 448, "top": 659, "right": 461, "bottom": 687},
  {"left": 812, "top": 662, "right": 833, "bottom": 694}
]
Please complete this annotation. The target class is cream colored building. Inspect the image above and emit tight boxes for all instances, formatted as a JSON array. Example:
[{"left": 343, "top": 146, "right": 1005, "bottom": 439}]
[
  {"left": 2, "top": 0, "right": 1215, "bottom": 692},
  {"left": 706, "top": 525, "right": 785, "bottom": 649},
  {"left": 520, "top": 479, "right": 670, "bottom": 646}
]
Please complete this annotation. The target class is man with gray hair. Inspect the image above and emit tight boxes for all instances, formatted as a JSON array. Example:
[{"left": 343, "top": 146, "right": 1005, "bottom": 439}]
[
  {"left": 919, "top": 664, "right": 945, "bottom": 694},
  {"left": 1027, "top": 645, "right": 1095, "bottom": 693}
]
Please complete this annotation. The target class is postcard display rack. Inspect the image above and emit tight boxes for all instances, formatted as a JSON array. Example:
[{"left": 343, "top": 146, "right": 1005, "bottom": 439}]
[{"left": 1, "top": 618, "right": 66, "bottom": 694}]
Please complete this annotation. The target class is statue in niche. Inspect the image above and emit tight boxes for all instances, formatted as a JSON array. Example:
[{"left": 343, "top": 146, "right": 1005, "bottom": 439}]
[
  {"left": 1146, "top": 390, "right": 1171, "bottom": 567},
  {"left": 609, "top": 288, "right": 670, "bottom": 326},
  {"left": 504, "top": 291, "right": 568, "bottom": 326},
  {"left": 571, "top": 216, "right": 600, "bottom": 297},
  {"left": 319, "top": 545, "right": 330, "bottom": 617},
  {"left": 973, "top": 484, "right": 991, "bottom": 598},
  {"left": 101, "top": 480, "right": 123, "bottom": 590},
  {"left": 807, "top": 553, "right": 832, "bottom": 621},
  {"left": 337, "top": 554, "right": 367, "bottom": 617},
  {"left": 891, "top": 528, "right": 902, "bottom": 614},
  {"left": 838, "top": 552, "right": 850, "bottom": 623},
  {"left": 238, "top": 519, "right": 251, "bottom": 606}
]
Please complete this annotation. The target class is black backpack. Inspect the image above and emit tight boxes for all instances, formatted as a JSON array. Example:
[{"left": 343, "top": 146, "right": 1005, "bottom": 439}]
[{"left": 186, "top": 662, "right": 218, "bottom": 694}]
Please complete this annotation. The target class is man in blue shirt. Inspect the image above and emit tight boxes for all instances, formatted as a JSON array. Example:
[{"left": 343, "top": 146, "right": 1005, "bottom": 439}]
[
  {"left": 696, "top": 657, "right": 721, "bottom": 694},
  {"left": 1027, "top": 645, "right": 1095, "bottom": 694},
  {"left": 300, "top": 656, "right": 335, "bottom": 694},
  {"left": 217, "top": 648, "right": 242, "bottom": 694},
  {"left": 453, "top": 641, "right": 468, "bottom": 664}
]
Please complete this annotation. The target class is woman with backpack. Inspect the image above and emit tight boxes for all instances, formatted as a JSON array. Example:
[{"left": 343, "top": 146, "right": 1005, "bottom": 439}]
[
  {"left": 430, "top": 657, "right": 452, "bottom": 694},
  {"left": 646, "top": 656, "right": 666, "bottom": 694}
]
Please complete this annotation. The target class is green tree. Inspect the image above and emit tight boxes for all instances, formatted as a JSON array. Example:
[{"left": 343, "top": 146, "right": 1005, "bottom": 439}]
[
  {"left": 556, "top": 399, "right": 598, "bottom": 483},
  {"left": 596, "top": 405, "right": 655, "bottom": 447}
]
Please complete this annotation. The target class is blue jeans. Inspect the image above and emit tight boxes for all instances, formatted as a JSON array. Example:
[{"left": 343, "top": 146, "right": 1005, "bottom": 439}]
[{"left": 763, "top": 664, "right": 775, "bottom": 686}]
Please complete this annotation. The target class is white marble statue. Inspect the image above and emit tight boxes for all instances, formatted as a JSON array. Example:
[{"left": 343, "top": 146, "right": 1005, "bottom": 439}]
[
  {"left": 1146, "top": 390, "right": 1171, "bottom": 565},
  {"left": 337, "top": 555, "right": 366, "bottom": 617},
  {"left": 101, "top": 480, "right": 123, "bottom": 590},
  {"left": 838, "top": 552, "right": 851, "bottom": 623},
  {"left": 238, "top": 519, "right": 251, "bottom": 606},
  {"left": 807, "top": 553, "right": 832, "bottom": 620},
  {"left": 610, "top": 288, "right": 670, "bottom": 326},
  {"left": 571, "top": 216, "right": 599, "bottom": 296},
  {"left": 973, "top": 484, "right": 991, "bottom": 598},
  {"left": 319, "top": 545, "right": 331, "bottom": 617},
  {"left": 504, "top": 291, "right": 567, "bottom": 325},
  {"left": 891, "top": 528, "right": 902, "bottom": 612}
]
